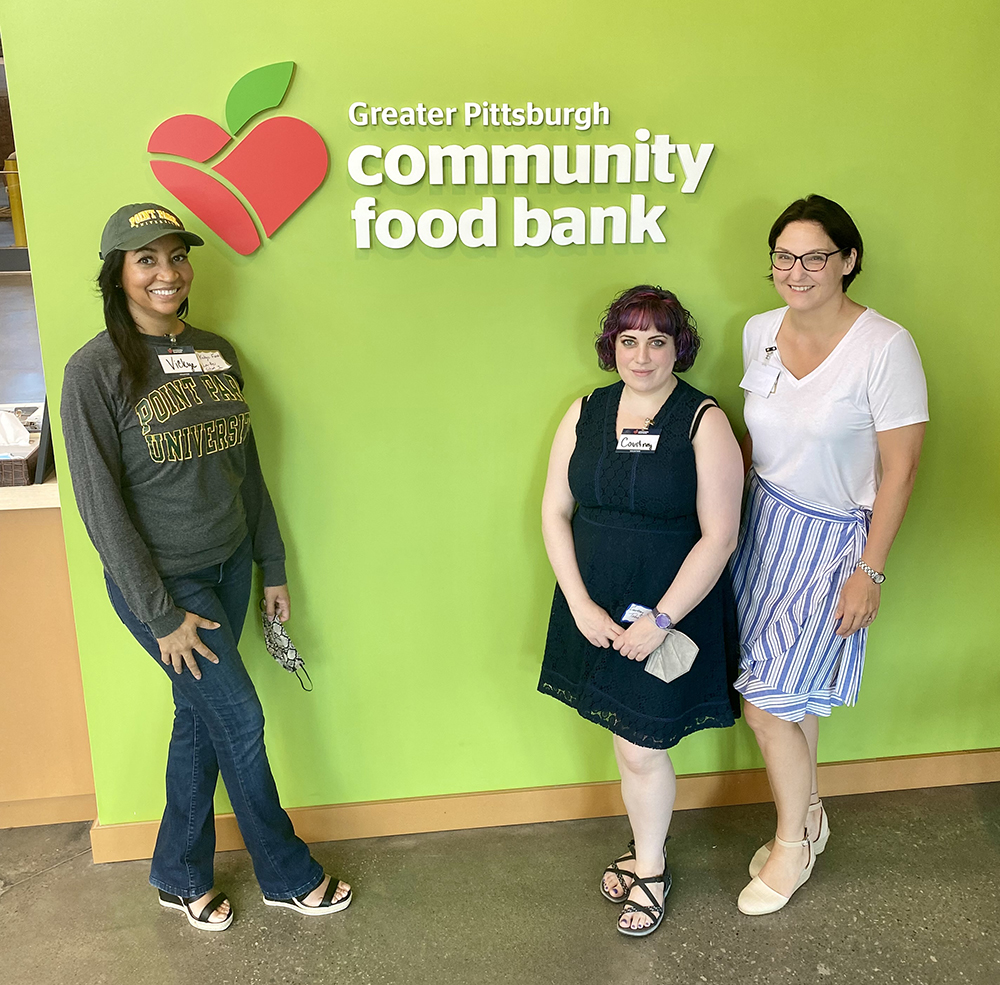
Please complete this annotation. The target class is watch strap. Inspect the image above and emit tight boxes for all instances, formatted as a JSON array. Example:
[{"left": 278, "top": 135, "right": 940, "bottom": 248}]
[
  {"left": 857, "top": 560, "right": 885, "bottom": 584},
  {"left": 650, "top": 606, "right": 673, "bottom": 631}
]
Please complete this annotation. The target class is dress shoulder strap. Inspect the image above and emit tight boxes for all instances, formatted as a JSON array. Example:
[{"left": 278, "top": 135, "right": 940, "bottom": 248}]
[{"left": 689, "top": 398, "right": 719, "bottom": 440}]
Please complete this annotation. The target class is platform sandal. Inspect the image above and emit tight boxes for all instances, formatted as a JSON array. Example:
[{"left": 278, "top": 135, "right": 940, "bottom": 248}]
[
  {"left": 158, "top": 889, "right": 233, "bottom": 931},
  {"left": 749, "top": 800, "right": 829, "bottom": 878},
  {"left": 263, "top": 876, "right": 352, "bottom": 916},
  {"left": 738, "top": 834, "right": 814, "bottom": 915},
  {"left": 617, "top": 870, "right": 671, "bottom": 937}
]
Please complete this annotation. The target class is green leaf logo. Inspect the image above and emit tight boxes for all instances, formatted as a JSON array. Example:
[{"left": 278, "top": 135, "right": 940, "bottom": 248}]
[{"left": 225, "top": 62, "right": 295, "bottom": 135}]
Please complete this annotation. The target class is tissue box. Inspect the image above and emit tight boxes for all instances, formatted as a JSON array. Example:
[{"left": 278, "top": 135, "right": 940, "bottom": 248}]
[{"left": 0, "top": 434, "right": 40, "bottom": 486}]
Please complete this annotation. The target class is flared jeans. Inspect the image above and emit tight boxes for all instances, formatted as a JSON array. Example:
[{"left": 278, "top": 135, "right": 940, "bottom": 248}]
[{"left": 105, "top": 535, "right": 323, "bottom": 901}]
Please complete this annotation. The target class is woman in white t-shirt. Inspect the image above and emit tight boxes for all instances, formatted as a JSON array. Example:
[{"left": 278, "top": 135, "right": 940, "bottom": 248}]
[{"left": 730, "top": 195, "right": 927, "bottom": 916}]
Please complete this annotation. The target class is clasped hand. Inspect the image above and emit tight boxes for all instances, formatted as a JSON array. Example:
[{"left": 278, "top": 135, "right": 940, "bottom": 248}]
[
  {"left": 571, "top": 600, "right": 665, "bottom": 660},
  {"left": 613, "top": 613, "right": 667, "bottom": 661}
]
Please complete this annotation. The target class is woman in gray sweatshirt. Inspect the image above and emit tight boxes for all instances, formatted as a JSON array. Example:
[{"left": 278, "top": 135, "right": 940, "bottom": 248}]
[{"left": 61, "top": 203, "right": 351, "bottom": 931}]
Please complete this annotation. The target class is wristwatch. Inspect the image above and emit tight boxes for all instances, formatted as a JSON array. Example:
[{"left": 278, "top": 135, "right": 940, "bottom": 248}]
[
  {"left": 857, "top": 560, "right": 885, "bottom": 585},
  {"left": 650, "top": 606, "right": 673, "bottom": 631}
]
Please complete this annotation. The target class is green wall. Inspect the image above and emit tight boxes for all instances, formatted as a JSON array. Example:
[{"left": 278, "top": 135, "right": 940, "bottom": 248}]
[{"left": 3, "top": 1, "right": 998, "bottom": 826}]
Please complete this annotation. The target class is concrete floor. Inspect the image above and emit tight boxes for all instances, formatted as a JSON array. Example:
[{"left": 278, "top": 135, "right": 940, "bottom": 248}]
[
  {"left": 1, "top": 784, "right": 998, "bottom": 985},
  {"left": 0, "top": 271, "right": 45, "bottom": 403}
]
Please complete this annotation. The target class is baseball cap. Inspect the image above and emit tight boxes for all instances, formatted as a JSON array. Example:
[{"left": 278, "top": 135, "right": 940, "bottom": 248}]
[{"left": 100, "top": 203, "right": 205, "bottom": 259}]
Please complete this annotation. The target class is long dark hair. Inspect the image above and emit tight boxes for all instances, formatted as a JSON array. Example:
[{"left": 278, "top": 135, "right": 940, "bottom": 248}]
[{"left": 97, "top": 250, "right": 189, "bottom": 404}]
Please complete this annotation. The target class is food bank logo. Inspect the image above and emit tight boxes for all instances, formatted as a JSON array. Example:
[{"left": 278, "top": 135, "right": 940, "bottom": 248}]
[{"left": 147, "top": 62, "right": 327, "bottom": 256}]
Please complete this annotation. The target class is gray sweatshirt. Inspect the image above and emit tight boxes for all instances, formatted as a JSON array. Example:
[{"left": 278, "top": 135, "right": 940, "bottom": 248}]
[{"left": 61, "top": 325, "right": 285, "bottom": 638}]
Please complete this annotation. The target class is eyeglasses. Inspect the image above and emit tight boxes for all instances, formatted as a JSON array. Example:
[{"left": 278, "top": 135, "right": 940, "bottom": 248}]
[{"left": 769, "top": 248, "right": 845, "bottom": 272}]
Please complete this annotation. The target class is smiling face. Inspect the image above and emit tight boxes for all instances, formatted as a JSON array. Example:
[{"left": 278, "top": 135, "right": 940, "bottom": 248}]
[
  {"left": 615, "top": 325, "right": 677, "bottom": 394},
  {"left": 771, "top": 220, "right": 856, "bottom": 313},
  {"left": 119, "top": 233, "right": 193, "bottom": 331}
]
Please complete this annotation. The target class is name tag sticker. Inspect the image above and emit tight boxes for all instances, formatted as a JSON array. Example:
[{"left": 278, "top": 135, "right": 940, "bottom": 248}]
[
  {"left": 622, "top": 603, "right": 652, "bottom": 623},
  {"left": 740, "top": 359, "right": 781, "bottom": 397},
  {"left": 196, "top": 350, "right": 232, "bottom": 373},
  {"left": 616, "top": 428, "right": 661, "bottom": 453},
  {"left": 158, "top": 352, "right": 202, "bottom": 374}
]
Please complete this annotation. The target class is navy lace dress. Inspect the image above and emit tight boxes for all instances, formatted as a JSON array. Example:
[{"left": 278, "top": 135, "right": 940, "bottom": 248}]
[{"left": 538, "top": 378, "right": 740, "bottom": 749}]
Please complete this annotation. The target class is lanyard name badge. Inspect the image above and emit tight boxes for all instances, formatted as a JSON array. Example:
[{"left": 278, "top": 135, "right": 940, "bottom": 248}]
[
  {"left": 616, "top": 428, "right": 661, "bottom": 453},
  {"left": 739, "top": 345, "right": 781, "bottom": 398}
]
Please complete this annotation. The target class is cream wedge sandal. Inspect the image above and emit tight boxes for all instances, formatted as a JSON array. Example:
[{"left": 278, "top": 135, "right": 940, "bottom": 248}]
[
  {"left": 748, "top": 800, "right": 829, "bottom": 879},
  {"left": 738, "top": 835, "right": 815, "bottom": 916}
]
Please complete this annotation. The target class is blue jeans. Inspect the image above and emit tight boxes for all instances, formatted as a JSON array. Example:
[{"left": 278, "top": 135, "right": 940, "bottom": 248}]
[{"left": 105, "top": 535, "right": 323, "bottom": 900}]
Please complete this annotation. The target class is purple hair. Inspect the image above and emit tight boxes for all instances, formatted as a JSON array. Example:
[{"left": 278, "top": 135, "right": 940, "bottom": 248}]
[{"left": 595, "top": 285, "right": 701, "bottom": 373}]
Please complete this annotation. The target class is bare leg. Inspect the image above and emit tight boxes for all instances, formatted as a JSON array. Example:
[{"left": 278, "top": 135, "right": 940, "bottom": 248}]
[
  {"left": 609, "top": 735, "right": 676, "bottom": 932},
  {"left": 798, "top": 714, "right": 823, "bottom": 840},
  {"left": 743, "top": 701, "right": 811, "bottom": 896}
]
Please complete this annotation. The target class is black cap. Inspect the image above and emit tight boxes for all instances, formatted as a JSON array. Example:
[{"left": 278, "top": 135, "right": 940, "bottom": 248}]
[{"left": 100, "top": 203, "right": 205, "bottom": 259}]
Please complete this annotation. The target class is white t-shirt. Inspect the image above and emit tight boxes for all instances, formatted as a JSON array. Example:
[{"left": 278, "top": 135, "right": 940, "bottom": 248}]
[{"left": 742, "top": 306, "right": 929, "bottom": 512}]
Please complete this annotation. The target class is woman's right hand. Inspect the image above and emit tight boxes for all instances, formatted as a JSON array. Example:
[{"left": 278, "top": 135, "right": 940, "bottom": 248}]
[
  {"left": 570, "top": 599, "right": 624, "bottom": 648},
  {"left": 156, "top": 611, "right": 221, "bottom": 680}
]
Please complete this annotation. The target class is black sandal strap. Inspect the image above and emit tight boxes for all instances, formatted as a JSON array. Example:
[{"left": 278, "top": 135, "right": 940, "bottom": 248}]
[
  {"left": 603, "top": 840, "right": 638, "bottom": 893},
  {"left": 294, "top": 877, "right": 347, "bottom": 909},
  {"left": 603, "top": 864, "right": 630, "bottom": 895},
  {"left": 621, "top": 874, "right": 665, "bottom": 921},
  {"left": 195, "top": 892, "right": 228, "bottom": 923}
]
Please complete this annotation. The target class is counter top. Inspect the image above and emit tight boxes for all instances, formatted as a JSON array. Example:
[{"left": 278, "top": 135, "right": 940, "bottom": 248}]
[{"left": 0, "top": 472, "right": 61, "bottom": 511}]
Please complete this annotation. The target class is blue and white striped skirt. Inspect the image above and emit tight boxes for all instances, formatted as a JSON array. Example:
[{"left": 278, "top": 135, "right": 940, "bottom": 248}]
[{"left": 730, "top": 472, "right": 871, "bottom": 722}]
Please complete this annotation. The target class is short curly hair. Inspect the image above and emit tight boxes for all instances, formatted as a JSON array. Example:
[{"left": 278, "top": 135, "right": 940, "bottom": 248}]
[{"left": 595, "top": 285, "right": 701, "bottom": 373}]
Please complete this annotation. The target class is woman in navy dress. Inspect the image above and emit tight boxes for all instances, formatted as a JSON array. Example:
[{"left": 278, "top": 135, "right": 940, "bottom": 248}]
[{"left": 538, "top": 286, "right": 744, "bottom": 936}]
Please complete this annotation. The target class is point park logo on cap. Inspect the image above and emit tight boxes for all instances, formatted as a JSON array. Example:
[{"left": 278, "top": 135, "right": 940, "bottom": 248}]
[{"left": 147, "top": 62, "right": 327, "bottom": 256}]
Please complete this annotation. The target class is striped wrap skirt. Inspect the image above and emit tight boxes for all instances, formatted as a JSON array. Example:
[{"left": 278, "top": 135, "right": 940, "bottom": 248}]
[{"left": 730, "top": 472, "right": 871, "bottom": 722}]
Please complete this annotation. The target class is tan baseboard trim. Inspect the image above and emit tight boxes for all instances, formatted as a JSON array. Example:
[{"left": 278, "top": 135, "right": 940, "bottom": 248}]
[
  {"left": 88, "top": 747, "right": 1000, "bottom": 864},
  {"left": 0, "top": 793, "right": 97, "bottom": 829}
]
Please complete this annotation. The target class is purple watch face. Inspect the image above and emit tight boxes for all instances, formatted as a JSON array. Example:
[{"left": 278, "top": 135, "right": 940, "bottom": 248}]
[{"left": 654, "top": 613, "right": 672, "bottom": 630}]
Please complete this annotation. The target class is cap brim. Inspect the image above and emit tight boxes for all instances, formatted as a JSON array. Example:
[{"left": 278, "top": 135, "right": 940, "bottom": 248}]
[{"left": 105, "top": 227, "right": 205, "bottom": 256}]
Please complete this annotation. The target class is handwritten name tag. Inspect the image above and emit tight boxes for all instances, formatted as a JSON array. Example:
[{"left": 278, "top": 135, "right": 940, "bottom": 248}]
[
  {"left": 158, "top": 352, "right": 202, "bottom": 374},
  {"left": 616, "top": 429, "right": 661, "bottom": 453},
  {"left": 196, "top": 350, "right": 232, "bottom": 373},
  {"left": 621, "top": 603, "right": 652, "bottom": 623}
]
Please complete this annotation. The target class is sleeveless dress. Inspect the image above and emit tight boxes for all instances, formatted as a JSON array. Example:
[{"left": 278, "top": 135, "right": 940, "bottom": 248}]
[{"left": 538, "top": 378, "right": 741, "bottom": 749}]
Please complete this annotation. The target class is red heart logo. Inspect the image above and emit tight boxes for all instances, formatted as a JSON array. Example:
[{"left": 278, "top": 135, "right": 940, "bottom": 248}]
[{"left": 146, "top": 64, "right": 328, "bottom": 255}]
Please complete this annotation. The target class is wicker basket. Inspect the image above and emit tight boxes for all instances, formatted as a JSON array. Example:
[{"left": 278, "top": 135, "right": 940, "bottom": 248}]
[{"left": 0, "top": 445, "right": 39, "bottom": 486}]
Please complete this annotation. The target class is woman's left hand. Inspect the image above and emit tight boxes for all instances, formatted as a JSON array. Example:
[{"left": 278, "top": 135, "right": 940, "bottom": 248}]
[
  {"left": 613, "top": 615, "right": 668, "bottom": 661},
  {"left": 834, "top": 568, "right": 880, "bottom": 637},
  {"left": 264, "top": 584, "right": 291, "bottom": 623}
]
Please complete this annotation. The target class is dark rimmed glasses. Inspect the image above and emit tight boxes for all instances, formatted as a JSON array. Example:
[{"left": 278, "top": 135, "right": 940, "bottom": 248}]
[{"left": 769, "top": 248, "right": 845, "bottom": 272}]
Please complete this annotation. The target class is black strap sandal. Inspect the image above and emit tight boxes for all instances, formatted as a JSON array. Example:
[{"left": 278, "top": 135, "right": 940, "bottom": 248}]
[
  {"left": 601, "top": 836, "right": 670, "bottom": 902},
  {"left": 158, "top": 889, "right": 233, "bottom": 932},
  {"left": 600, "top": 839, "right": 637, "bottom": 901},
  {"left": 617, "top": 870, "right": 672, "bottom": 938},
  {"left": 263, "top": 876, "right": 353, "bottom": 916}
]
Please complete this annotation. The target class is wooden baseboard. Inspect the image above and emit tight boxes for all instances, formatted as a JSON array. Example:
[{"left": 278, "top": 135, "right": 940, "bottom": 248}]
[
  {"left": 87, "top": 747, "right": 1000, "bottom": 864},
  {"left": 0, "top": 793, "right": 97, "bottom": 829}
]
